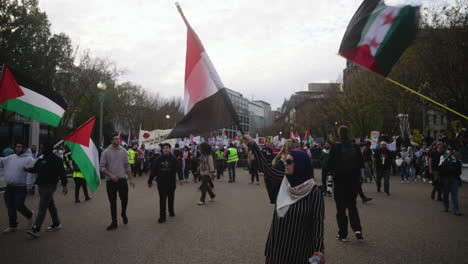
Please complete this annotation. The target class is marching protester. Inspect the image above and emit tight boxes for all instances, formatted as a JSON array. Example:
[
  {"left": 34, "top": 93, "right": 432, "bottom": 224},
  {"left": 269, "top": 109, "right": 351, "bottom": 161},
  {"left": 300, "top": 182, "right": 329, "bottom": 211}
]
[
  {"left": 226, "top": 143, "right": 239, "bottom": 183},
  {"left": 248, "top": 146, "right": 260, "bottom": 185},
  {"left": 148, "top": 143, "right": 183, "bottom": 223},
  {"left": 180, "top": 146, "right": 192, "bottom": 182},
  {"left": 128, "top": 144, "right": 137, "bottom": 176},
  {"left": 1, "top": 142, "right": 35, "bottom": 233},
  {"left": 374, "top": 141, "right": 392, "bottom": 195},
  {"left": 320, "top": 142, "right": 331, "bottom": 194},
  {"left": 214, "top": 146, "right": 225, "bottom": 181},
  {"left": 100, "top": 134, "right": 135, "bottom": 231},
  {"left": 25, "top": 142, "right": 68, "bottom": 238},
  {"left": 429, "top": 142, "right": 445, "bottom": 201},
  {"left": 244, "top": 134, "right": 324, "bottom": 264},
  {"left": 439, "top": 147, "right": 462, "bottom": 216},
  {"left": 327, "top": 126, "right": 364, "bottom": 242},
  {"left": 71, "top": 158, "right": 91, "bottom": 203},
  {"left": 197, "top": 143, "right": 216, "bottom": 205}
]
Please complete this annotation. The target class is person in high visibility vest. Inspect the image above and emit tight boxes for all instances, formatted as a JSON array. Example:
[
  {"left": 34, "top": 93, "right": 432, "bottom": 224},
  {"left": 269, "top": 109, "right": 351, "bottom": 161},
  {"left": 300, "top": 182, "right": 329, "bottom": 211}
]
[
  {"left": 128, "top": 145, "right": 136, "bottom": 176},
  {"left": 214, "top": 146, "right": 225, "bottom": 181},
  {"left": 72, "top": 159, "right": 91, "bottom": 203},
  {"left": 226, "top": 144, "right": 239, "bottom": 183}
]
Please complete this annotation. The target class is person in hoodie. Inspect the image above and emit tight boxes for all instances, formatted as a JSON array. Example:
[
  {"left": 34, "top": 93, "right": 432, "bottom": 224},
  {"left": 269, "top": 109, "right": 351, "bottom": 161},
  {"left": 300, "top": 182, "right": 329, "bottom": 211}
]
[
  {"left": 0, "top": 142, "right": 35, "bottom": 233},
  {"left": 148, "top": 143, "right": 183, "bottom": 223},
  {"left": 25, "top": 141, "right": 68, "bottom": 238}
]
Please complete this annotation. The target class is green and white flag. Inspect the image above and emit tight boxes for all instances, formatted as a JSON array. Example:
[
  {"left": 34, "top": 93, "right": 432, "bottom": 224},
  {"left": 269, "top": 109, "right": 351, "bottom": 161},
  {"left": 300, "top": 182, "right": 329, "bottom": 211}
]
[
  {"left": 64, "top": 117, "right": 101, "bottom": 192},
  {"left": 0, "top": 65, "right": 65, "bottom": 126},
  {"left": 339, "top": 0, "right": 419, "bottom": 76}
]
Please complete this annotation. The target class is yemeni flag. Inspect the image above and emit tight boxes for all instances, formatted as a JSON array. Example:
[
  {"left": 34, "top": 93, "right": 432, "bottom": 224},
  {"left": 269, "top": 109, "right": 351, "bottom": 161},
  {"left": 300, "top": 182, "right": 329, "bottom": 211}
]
[
  {"left": 64, "top": 117, "right": 101, "bottom": 192},
  {"left": 0, "top": 65, "right": 65, "bottom": 126},
  {"left": 166, "top": 3, "right": 240, "bottom": 139},
  {"left": 339, "top": 0, "right": 419, "bottom": 76}
]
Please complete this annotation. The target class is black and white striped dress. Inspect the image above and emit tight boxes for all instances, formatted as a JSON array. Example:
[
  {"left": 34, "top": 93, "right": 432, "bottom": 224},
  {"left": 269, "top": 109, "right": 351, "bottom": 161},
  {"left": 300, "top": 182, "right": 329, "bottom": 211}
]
[{"left": 252, "top": 145, "right": 325, "bottom": 264}]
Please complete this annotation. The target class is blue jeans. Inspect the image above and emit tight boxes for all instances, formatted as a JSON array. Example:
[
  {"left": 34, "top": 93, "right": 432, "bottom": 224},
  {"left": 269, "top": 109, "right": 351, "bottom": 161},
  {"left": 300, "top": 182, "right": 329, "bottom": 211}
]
[
  {"left": 442, "top": 177, "right": 460, "bottom": 213},
  {"left": 4, "top": 185, "right": 33, "bottom": 228},
  {"left": 376, "top": 169, "right": 391, "bottom": 194},
  {"left": 400, "top": 164, "right": 409, "bottom": 181}
]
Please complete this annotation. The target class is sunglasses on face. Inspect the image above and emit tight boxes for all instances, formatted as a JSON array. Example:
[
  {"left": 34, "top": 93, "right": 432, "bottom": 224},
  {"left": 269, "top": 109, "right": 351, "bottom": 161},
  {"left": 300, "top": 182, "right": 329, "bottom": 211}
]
[{"left": 285, "top": 159, "right": 294, "bottom": 165}]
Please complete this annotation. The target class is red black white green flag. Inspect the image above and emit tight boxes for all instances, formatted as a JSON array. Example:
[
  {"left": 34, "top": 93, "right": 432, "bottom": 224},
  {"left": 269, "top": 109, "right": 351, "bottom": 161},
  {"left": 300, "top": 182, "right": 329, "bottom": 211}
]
[
  {"left": 167, "top": 3, "right": 240, "bottom": 139},
  {"left": 339, "top": 0, "right": 419, "bottom": 76},
  {"left": 0, "top": 65, "right": 66, "bottom": 126}
]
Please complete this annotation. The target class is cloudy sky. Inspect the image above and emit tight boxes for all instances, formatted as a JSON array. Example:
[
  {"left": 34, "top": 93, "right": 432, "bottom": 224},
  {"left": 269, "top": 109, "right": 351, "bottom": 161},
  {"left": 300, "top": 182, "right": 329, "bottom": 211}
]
[{"left": 39, "top": 0, "right": 452, "bottom": 109}]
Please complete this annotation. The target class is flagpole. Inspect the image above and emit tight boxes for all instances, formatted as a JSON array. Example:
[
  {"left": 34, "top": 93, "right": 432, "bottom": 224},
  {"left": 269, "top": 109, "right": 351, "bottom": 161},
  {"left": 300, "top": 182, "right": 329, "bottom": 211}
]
[{"left": 385, "top": 77, "right": 468, "bottom": 120}]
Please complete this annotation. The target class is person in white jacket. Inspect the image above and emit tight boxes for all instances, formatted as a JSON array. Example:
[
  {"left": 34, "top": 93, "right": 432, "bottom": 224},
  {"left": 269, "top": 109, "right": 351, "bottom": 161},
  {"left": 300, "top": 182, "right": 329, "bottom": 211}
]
[{"left": 0, "top": 142, "right": 35, "bottom": 233}]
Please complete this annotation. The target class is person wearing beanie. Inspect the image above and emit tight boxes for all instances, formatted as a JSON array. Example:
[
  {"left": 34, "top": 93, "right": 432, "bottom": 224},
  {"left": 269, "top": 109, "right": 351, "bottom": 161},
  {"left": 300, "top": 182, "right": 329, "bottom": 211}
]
[{"left": 244, "top": 135, "right": 325, "bottom": 264}]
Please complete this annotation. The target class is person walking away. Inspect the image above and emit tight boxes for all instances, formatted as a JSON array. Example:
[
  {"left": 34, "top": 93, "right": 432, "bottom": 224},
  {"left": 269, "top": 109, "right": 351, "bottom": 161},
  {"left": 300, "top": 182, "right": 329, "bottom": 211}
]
[
  {"left": 128, "top": 145, "right": 137, "bottom": 176},
  {"left": 136, "top": 145, "right": 145, "bottom": 177},
  {"left": 214, "top": 146, "right": 225, "bottom": 181},
  {"left": 1, "top": 142, "right": 35, "bottom": 233},
  {"left": 248, "top": 147, "right": 260, "bottom": 184},
  {"left": 327, "top": 126, "right": 364, "bottom": 242},
  {"left": 25, "top": 142, "right": 68, "bottom": 238},
  {"left": 100, "top": 134, "right": 135, "bottom": 231},
  {"left": 197, "top": 143, "right": 216, "bottom": 205},
  {"left": 429, "top": 142, "right": 445, "bottom": 201},
  {"left": 439, "top": 148, "right": 462, "bottom": 216},
  {"left": 148, "top": 143, "right": 183, "bottom": 223},
  {"left": 226, "top": 144, "right": 239, "bottom": 183},
  {"left": 71, "top": 159, "right": 91, "bottom": 203},
  {"left": 373, "top": 142, "right": 392, "bottom": 195},
  {"left": 244, "top": 134, "right": 325, "bottom": 264}
]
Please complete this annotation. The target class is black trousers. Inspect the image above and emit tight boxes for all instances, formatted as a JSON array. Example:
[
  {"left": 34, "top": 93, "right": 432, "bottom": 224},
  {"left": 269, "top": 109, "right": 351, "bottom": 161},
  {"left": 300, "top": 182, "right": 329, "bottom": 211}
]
[
  {"left": 4, "top": 185, "right": 33, "bottom": 228},
  {"left": 334, "top": 184, "right": 362, "bottom": 238},
  {"left": 74, "top": 177, "right": 90, "bottom": 201},
  {"left": 106, "top": 179, "right": 128, "bottom": 223},
  {"left": 157, "top": 184, "right": 175, "bottom": 219}
]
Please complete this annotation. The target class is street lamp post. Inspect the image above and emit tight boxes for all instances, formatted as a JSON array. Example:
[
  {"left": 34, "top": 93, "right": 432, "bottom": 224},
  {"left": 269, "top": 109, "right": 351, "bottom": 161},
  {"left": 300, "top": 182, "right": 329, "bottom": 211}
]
[
  {"left": 97, "top": 82, "right": 107, "bottom": 147},
  {"left": 165, "top": 114, "right": 171, "bottom": 129}
]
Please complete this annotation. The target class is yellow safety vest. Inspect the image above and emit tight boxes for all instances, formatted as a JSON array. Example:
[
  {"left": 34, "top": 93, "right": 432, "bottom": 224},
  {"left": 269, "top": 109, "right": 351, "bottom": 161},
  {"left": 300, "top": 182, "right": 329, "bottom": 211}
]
[
  {"left": 215, "top": 151, "right": 224, "bottom": 160},
  {"left": 227, "top": 148, "right": 239, "bottom": 163},
  {"left": 73, "top": 171, "right": 84, "bottom": 178},
  {"left": 128, "top": 149, "right": 136, "bottom": 165}
]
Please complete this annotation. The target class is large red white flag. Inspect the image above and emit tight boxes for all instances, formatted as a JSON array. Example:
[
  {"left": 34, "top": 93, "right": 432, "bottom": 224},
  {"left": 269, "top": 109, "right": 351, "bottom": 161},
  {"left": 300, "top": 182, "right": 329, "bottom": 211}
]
[{"left": 167, "top": 3, "right": 239, "bottom": 139}]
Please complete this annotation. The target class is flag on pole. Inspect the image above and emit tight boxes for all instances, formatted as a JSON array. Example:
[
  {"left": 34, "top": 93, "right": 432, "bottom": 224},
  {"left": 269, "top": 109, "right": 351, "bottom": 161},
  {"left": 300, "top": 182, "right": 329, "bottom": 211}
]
[
  {"left": 64, "top": 117, "right": 101, "bottom": 192},
  {"left": 222, "top": 129, "right": 227, "bottom": 140},
  {"left": 166, "top": 3, "right": 240, "bottom": 139},
  {"left": 127, "top": 130, "right": 131, "bottom": 145},
  {"left": 294, "top": 131, "right": 300, "bottom": 142},
  {"left": 290, "top": 127, "right": 294, "bottom": 140},
  {"left": 339, "top": 0, "right": 419, "bottom": 76},
  {"left": 0, "top": 65, "right": 65, "bottom": 127}
]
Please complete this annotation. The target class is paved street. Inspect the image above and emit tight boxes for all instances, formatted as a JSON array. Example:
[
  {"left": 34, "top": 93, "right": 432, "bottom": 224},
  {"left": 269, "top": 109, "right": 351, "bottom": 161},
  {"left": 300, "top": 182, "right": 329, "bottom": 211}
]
[{"left": 1, "top": 168, "right": 467, "bottom": 264}]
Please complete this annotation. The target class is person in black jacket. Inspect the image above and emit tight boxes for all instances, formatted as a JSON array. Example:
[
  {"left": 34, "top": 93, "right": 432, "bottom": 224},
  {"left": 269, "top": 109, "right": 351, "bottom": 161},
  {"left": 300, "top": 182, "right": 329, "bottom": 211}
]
[
  {"left": 327, "top": 126, "right": 364, "bottom": 242},
  {"left": 439, "top": 148, "right": 462, "bottom": 216},
  {"left": 148, "top": 143, "right": 183, "bottom": 223},
  {"left": 25, "top": 142, "right": 68, "bottom": 238}
]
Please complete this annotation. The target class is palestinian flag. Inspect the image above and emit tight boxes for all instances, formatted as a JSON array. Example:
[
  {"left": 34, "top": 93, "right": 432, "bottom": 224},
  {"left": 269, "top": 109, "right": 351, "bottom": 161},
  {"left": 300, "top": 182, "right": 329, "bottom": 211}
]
[
  {"left": 64, "top": 117, "right": 101, "bottom": 192},
  {"left": 167, "top": 3, "right": 240, "bottom": 139},
  {"left": 0, "top": 65, "right": 65, "bottom": 126},
  {"left": 339, "top": 0, "right": 419, "bottom": 76}
]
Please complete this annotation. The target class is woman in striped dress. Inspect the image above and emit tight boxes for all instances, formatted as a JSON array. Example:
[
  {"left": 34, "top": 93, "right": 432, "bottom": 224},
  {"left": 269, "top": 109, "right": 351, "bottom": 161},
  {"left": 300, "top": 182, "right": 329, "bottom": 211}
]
[{"left": 244, "top": 135, "right": 325, "bottom": 264}]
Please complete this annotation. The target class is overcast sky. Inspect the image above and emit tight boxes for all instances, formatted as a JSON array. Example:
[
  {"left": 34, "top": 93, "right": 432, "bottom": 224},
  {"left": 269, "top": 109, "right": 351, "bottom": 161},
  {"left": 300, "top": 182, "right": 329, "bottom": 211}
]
[{"left": 39, "top": 0, "right": 453, "bottom": 109}]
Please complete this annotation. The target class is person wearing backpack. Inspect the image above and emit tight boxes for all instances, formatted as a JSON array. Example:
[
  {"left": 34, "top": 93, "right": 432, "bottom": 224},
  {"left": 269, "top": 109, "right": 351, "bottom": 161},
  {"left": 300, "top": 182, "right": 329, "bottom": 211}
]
[{"left": 327, "top": 126, "right": 364, "bottom": 242}]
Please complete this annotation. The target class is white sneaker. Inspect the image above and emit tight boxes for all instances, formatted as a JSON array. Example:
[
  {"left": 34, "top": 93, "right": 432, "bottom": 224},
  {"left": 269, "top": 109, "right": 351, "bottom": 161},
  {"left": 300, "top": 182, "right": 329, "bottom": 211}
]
[
  {"left": 45, "top": 224, "right": 62, "bottom": 232},
  {"left": 401, "top": 181, "right": 405, "bottom": 184},
  {"left": 197, "top": 201, "right": 205, "bottom": 205},
  {"left": 2, "top": 227, "right": 17, "bottom": 234}
]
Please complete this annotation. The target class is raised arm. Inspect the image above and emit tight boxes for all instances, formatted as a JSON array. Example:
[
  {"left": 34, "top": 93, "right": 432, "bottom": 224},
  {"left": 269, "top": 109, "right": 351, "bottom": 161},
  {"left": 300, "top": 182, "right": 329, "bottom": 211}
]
[{"left": 244, "top": 135, "right": 284, "bottom": 203}]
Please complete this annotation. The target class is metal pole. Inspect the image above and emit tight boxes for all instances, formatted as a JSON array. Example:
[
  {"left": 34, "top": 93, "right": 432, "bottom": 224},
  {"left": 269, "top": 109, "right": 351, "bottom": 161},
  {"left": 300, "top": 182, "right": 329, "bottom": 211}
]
[{"left": 99, "top": 92, "right": 104, "bottom": 147}]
